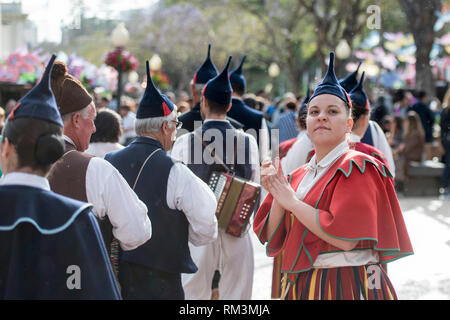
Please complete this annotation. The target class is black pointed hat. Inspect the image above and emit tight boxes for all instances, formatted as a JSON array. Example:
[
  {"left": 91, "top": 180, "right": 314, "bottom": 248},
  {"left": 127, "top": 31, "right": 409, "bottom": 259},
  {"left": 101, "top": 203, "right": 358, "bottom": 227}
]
[
  {"left": 136, "top": 60, "right": 175, "bottom": 119},
  {"left": 309, "top": 52, "right": 351, "bottom": 105},
  {"left": 339, "top": 61, "right": 362, "bottom": 93},
  {"left": 8, "top": 54, "right": 63, "bottom": 127},
  {"left": 193, "top": 44, "right": 219, "bottom": 85},
  {"left": 299, "top": 87, "right": 311, "bottom": 115},
  {"left": 202, "top": 56, "right": 233, "bottom": 105},
  {"left": 349, "top": 71, "right": 369, "bottom": 110},
  {"left": 229, "top": 55, "right": 247, "bottom": 88}
]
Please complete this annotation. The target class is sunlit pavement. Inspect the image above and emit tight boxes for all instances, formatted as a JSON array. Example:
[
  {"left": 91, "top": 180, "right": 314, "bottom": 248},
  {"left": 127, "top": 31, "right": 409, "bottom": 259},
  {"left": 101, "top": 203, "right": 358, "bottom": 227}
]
[{"left": 250, "top": 197, "right": 450, "bottom": 300}]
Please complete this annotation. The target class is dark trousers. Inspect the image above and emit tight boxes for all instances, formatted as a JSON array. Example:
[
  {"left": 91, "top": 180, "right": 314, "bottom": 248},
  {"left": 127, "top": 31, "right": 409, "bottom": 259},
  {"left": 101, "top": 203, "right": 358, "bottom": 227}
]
[
  {"left": 118, "top": 260, "right": 184, "bottom": 300},
  {"left": 442, "top": 145, "right": 450, "bottom": 189}
]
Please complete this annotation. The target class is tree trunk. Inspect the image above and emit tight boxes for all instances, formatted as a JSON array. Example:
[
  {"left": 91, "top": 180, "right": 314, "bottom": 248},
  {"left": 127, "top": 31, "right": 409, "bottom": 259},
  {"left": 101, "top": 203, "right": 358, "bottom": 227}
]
[{"left": 398, "top": 0, "right": 441, "bottom": 97}]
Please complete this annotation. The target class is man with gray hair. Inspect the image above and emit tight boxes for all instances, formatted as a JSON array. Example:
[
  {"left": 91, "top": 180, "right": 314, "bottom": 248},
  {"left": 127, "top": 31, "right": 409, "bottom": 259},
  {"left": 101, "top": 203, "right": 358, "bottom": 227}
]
[
  {"left": 105, "top": 61, "right": 218, "bottom": 300},
  {"left": 47, "top": 61, "right": 151, "bottom": 259}
]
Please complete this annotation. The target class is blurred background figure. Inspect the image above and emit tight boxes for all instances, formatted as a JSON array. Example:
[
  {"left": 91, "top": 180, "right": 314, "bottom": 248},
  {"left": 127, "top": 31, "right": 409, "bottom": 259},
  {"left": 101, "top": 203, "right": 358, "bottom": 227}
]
[
  {"left": 371, "top": 96, "right": 389, "bottom": 127},
  {"left": 118, "top": 103, "right": 137, "bottom": 146},
  {"left": 4, "top": 99, "right": 17, "bottom": 117},
  {"left": 440, "top": 89, "right": 450, "bottom": 199},
  {"left": 165, "top": 91, "right": 176, "bottom": 103},
  {"left": 277, "top": 98, "right": 299, "bottom": 143},
  {"left": 380, "top": 115, "right": 394, "bottom": 134},
  {"left": 393, "top": 89, "right": 412, "bottom": 118},
  {"left": 0, "top": 107, "right": 5, "bottom": 133},
  {"left": 86, "top": 109, "right": 124, "bottom": 158},
  {"left": 407, "top": 90, "right": 435, "bottom": 160},
  {"left": 97, "top": 96, "right": 110, "bottom": 113},
  {"left": 388, "top": 116, "right": 405, "bottom": 184},
  {"left": 243, "top": 93, "right": 257, "bottom": 109},
  {"left": 396, "top": 111, "right": 425, "bottom": 193},
  {"left": 177, "top": 101, "right": 191, "bottom": 115}
]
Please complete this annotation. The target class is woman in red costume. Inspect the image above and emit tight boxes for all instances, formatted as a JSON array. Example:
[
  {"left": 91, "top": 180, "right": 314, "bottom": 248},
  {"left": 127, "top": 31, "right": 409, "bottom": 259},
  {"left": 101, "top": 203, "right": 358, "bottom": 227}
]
[{"left": 253, "top": 52, "right": 413, "bottom": 300}]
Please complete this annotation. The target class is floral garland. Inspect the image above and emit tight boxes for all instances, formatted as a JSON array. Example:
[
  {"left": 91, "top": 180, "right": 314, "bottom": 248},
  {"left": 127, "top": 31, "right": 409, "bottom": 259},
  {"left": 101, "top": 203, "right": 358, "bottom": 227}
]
[{"left": 104, "top": 47, "right": 138, "bottom": 73}]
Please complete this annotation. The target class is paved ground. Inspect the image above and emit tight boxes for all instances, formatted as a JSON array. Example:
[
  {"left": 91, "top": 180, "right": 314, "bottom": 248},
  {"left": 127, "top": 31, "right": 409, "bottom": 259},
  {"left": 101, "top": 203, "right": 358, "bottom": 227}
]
[{"left": 250, "top": 196, "right": 450, "bottom": 300}]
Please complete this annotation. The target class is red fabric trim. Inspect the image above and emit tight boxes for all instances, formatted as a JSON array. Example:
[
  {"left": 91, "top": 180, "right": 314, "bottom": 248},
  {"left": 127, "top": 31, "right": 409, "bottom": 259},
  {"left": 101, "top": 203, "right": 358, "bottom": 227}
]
[
  {"left": 162, "top": 101, "right": 171, "bottom": 116},
  {"left": 7, "top": 102, "right": 21, "bottom": 120},
  {"left": 278, "top": 137, "right": 297, "bottom": 160}
]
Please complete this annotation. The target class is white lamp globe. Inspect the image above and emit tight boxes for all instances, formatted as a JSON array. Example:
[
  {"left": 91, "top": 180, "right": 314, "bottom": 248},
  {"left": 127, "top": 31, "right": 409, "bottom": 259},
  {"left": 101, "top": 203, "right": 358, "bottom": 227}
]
[{"left": 111, "top": 23, "right": 129, "bottom": 47}]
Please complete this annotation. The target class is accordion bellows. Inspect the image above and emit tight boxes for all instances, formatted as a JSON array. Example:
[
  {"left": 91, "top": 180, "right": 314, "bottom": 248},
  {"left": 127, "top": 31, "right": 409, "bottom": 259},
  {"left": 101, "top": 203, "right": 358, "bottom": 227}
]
[{"left": 208, "top": 172, "right": 261, "bottom": 237}]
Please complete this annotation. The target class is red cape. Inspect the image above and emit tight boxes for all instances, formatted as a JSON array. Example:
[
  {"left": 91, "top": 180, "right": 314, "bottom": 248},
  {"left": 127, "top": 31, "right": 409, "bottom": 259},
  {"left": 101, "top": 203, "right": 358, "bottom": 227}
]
[
  {"left": 279, "top": 137, "right": 297, "bottom": 160},
  {"left": 253, "top": 150, "right": 413, "bottom": 284}
]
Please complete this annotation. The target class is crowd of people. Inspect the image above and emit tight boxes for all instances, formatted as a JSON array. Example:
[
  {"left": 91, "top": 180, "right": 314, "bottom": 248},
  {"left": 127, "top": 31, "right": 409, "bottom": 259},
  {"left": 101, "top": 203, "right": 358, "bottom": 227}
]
[{"left": 0, "top": 45, "right": 449, "bottom": 300}]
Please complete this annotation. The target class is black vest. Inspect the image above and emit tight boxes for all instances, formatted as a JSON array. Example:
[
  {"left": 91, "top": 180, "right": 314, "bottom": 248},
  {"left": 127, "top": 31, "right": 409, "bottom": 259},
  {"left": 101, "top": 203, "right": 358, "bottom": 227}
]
[
  {"left": 187, "top": 120, "right": 253, "bottom": 183},
  {"left": 105, "top": 137, "right": 197, "bottom": 274}
]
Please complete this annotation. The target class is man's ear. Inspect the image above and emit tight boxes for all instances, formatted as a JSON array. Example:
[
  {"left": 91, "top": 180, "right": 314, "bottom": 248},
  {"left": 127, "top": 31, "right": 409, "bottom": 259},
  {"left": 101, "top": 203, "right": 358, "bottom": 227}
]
[
  {"left": 0, "top": 137, "right": 11, "bottom": 159},
  {"left": 71, "top": 112, "right": 81, "bottom": 129},
  {"left": 226, "top": 102, "right": 232, "bottom": 113},
  {"left": 162, "top": 120, "right": 170, "bottom": 134}
]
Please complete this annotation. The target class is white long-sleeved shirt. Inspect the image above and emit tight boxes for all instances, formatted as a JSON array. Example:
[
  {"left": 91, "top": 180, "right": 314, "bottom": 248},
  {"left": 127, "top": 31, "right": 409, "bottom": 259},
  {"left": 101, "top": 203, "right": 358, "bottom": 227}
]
[
  {"left": 166, "top": 161, "right": 218, "bottom": 246},
  {"left": 64, "top": 136, "right": 151, "bottom": 251}
]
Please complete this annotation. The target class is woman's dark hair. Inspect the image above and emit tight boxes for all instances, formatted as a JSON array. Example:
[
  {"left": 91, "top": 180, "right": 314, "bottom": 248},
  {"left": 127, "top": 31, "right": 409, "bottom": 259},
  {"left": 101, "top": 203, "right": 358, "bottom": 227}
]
[
  {"left": 351, "top": 101, "right": 369, "bottom": 123},
  {"left": 90, "top": 109, "right": 122, "bottom": 143},
  {"left": 2, "top": 118, "right": 64, "bottom": 174}
]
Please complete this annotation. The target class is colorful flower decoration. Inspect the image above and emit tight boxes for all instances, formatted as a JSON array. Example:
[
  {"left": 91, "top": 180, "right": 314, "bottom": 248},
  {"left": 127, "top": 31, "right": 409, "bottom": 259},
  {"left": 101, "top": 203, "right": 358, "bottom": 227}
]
[{"left": 104, "top": 47, "right": 138, "bottom": 73}]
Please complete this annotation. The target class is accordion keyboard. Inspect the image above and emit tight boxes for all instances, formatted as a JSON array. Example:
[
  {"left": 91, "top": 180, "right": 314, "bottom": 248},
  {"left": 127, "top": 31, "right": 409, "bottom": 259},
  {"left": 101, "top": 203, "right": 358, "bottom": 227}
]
[{"left": 208, "top": 172, "right": 227, "bottom": 201}]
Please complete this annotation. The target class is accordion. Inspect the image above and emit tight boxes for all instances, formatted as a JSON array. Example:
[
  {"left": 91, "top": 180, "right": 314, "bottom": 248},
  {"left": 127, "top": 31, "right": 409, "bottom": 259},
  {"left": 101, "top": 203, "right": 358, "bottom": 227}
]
[{"left": 208, "top": 171, "right": 261, "bottom": 237}]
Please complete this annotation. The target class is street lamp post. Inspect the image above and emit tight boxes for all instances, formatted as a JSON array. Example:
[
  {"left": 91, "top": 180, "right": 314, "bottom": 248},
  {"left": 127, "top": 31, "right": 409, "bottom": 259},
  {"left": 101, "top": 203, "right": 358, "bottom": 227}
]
[
  {"left": 111, "top": 23, "right": 129, "bottom": 110},
  {"left": 268, "top": 62, "right": 280, "bottom": 98},
  {"left": 335, "top": 39, "right": 351, "bottom": 76},
  {"left": 149, "top": 54, "right": 162, "bottom": 72}
]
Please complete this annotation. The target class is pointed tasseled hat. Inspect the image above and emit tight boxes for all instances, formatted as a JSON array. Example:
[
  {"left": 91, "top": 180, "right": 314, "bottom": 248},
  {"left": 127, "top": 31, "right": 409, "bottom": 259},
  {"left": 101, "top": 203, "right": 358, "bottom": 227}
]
[
  {"left": 299, "top": 87, "right": 311, "bottom": 115},
  {"left": 193, "top": 44, "right": 219, "bottom": 85},
  {"left": 8, "top": 54, "right": 64, "bottom": 127},
  {"left": 136, "top": 60, "right": 175, "bottom": 119},
  {"left": 229, "top": 55, "right": 247, "bottom": 89},
  {"left": 309, "top": 52, "right": 351, "bottom": 105},
  {"left": 339, "top": 61, "right": 362, "bottom": 93},
  {"left": 202, "top": 56, "right": 233, "bottom": 105},
  {"left": 349, "top": 71, "right": 370, "bottom": 110}
]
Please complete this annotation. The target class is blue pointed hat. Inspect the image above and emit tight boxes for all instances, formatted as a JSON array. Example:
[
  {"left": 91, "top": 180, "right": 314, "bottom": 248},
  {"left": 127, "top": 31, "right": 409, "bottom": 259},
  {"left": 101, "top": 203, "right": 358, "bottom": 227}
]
[
  {"left": 349, "top": 72, "right": 369, "bottom": 110},
  {"left": 299, "top": 87, "right": 311, "bottom": 114},
  {"left": 339, "top": 61, "right": 362, "bottom": 93},
  {"left": 203, "top": 56, "right": 233, "bottom": 105},
  {"left": 136, "top": 60, "right": 175, "bottom": 119},
  {"left": 309, "top": 52, "right": 351, "bottom": 105},
  {"left": 193, "top": 44, "right": 219, "bottom": 85},
  {"left": 229, "top": 55, "right": 247, "bottom": 89},
  {"left": 8, "top": 54, "right": 63, "bottom": 127}
]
